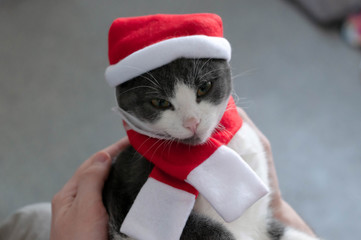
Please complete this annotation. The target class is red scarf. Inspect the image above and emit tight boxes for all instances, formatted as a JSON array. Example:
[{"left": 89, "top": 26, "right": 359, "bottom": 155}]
[
  {"left": 120, "top": 97, "right": 268, "bottom": 240},
  {"left": 126, "top": 97, "right": 242, "bottom": 196}
]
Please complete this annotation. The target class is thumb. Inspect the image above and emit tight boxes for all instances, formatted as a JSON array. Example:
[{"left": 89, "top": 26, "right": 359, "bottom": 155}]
[{"left": 76, "top": 152, "right": 112, "bottom": 201}]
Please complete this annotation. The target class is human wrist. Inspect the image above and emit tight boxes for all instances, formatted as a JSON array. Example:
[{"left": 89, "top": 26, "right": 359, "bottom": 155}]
[{"left": 273, "top": 199, "right": 317, "bottom": 237}]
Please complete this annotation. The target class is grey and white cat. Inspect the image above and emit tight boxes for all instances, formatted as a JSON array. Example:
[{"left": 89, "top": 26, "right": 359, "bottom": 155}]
[{"left": 103, "top": 58, "right": 319, "bottom": 240}]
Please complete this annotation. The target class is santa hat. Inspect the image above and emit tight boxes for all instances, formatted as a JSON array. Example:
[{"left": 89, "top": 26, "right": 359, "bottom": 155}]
[{"left": 105, "top": 13, "right": 231, "bottom": 87}]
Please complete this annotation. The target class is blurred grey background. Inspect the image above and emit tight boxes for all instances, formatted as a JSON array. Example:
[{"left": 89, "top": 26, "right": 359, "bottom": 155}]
[{"left": 1, "top": 0, "right": 360, "bottom": 239}]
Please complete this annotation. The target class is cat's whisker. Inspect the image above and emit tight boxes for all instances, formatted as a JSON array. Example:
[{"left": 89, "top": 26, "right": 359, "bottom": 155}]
[
  {"left": 215, "top": 123, "right": 235, "bottom": 140},
  {"left": 160, "top": 138, "right": 172, "bottom": 154},
  {"left": 119, "top": 85, "right": 160, "bottom": 95},
  {"left": 138, "top": 137, "right": 166, "bottom": 161},
  {"left": 224, "top": 107, "right": 238, "bottom": 111},
  {"left": 195, "top": 58, "right": 203, "bottom": 78},
  {"left": 136, "top": 136, "right": 153, "bottom": 151},
  {"left": 236, "top": 100, "right": 253, "bottom": 110},
  {"left": 217, "top": 123, "right": 235, "bottom": 140},
  {"left": 192, "top": 58, "right": 207, "bottom": 82},
  {"left": 149, "top": 139, "right": 169, "bottom": 160},
  {"left": 227, "top": 95, "right": 253, "bottom": 111},
  {"left": 231, "top": 91, "right": 240, "bottom": 104},
  {"left": 206, "top": 139, "right": 217, "bottom": 148},
  {"left": 198, "top": 67, "right": 228, "bottom": 82},
  {"left": 140, "top": 75, "right": 162, "bottom": 90},
  {"left": 160, "top": 139, "right": 170, "bottom": 156},
  {"left": 166, "top": 139, "right": 177, "bottom": 156},
  {"left": 205, "top": 139, "right": 212, "bottom": 148},
  {"left": 231, "top": 68, "right": 258, "bottom": 81},
  {"left": 143, "top": 72, "right": 161, "bottom": 87},
  {"left": 131, "top": 150, "right": 143, "bottom": 162},
  {"left": 197, "top": 58, "right": 213, "bottom": 76},
  {"left": 157, "top": 137, "right": 177, "bottom": 157},
  {"left": 215, "top": 123, "right": 227, "bottom": 134},
  {"left": 133, "top": 136, "right": 154, "bottom": 162},
  {"left": 223, "top": 106, "right": 239, "bottom": 113},
  {"left": 191, "top": 58, "right": 199, "bottom": 80}
]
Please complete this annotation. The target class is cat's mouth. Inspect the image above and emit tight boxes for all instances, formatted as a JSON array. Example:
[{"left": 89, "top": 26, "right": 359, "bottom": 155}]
[
  {"left": 178, "top": 126, "right": 215, "bottom": 146},
  {"left": 180, "top": 135, "right": 206, "bottom": 146}
]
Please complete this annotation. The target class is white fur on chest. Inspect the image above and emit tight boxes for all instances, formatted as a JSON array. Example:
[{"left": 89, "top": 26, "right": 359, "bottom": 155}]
[{"left": 193, "top": 123, "right": 271, "bottom": 240}]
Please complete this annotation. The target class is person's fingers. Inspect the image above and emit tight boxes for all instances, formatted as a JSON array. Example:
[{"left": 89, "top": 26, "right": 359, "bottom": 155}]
[
  {"left": 76, "top": 152, "right": 112, "bottom": 202},
  {"left": 50, "top": 152, "right": 112, "bottom": 240},
  {"left": 78, "top": 137, "right": 129, "bottom": 173},
  {"left": 80, "top": 137, "right": 129, "bottom": 172},
  {"left": 101, "top": 137, "right": 130, "bottom": 159},
  {"left": 57, "top": 148, "right": 114, "bottom": 204}
]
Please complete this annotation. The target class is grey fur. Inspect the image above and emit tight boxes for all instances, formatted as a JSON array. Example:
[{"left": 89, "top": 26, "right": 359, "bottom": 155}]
[{"left": 268, "top": 219, "right": 285, "bottom": 240}]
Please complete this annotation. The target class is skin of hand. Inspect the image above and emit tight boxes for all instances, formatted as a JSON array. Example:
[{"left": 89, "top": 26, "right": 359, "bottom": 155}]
[
  {"left": 237, "top": 107, "right": 316, "bottom": 237},
  {"left": 50, "top": 138, "right": 130, "bottom": 240}
]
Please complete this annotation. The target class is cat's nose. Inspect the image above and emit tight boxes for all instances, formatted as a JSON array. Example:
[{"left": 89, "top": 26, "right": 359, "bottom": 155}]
[{"left": 183, "top": 117, "right": 200, "bottom": 134}]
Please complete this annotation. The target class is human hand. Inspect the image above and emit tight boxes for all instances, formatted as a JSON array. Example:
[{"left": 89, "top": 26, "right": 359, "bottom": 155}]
[
  {"left": 237, "top": 107, "right": 316, "bottom": 237},
  {"left": 50, "top": 138, "right": 130, "bottom": 240}
]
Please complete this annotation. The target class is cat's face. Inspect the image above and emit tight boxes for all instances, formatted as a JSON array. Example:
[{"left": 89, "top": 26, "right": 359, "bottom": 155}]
[{"left": 116, "top": 58, "right": 232, "bottom": 145}]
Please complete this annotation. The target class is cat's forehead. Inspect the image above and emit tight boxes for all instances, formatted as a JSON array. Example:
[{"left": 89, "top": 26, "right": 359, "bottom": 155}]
[
  {"left": 116, "top": 58, "right": 231, "bottom": 105},
  {"left": 157, "top": 58, "right": 219, "bottom": 76},
  {"left": 151, "top": 58, "right": 226, "bottom": 87}
]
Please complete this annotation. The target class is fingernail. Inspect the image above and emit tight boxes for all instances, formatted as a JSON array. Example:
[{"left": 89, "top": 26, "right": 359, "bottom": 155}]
[{"left": 94, "top": 153, "right": 109, "bottom": 163}]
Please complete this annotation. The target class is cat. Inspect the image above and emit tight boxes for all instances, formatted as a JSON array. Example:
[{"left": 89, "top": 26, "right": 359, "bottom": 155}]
[{"left": 102, "top": 58, "right": 319, "bottom": 240}]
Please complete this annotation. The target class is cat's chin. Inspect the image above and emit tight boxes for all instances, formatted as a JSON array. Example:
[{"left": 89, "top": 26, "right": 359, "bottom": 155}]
[{"left": 180, "top": 135, "right": 208, "bottom": 146}]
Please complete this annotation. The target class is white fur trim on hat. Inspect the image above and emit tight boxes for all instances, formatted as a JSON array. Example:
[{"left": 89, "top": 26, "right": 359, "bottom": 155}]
[{"left": 105, "top": 35, "right": 231, "bottom": 87}]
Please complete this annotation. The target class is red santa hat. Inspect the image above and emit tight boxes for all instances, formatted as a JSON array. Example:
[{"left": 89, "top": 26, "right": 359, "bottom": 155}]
[{"left": 105, "top": 13, "right": 231, "bottom": 87}]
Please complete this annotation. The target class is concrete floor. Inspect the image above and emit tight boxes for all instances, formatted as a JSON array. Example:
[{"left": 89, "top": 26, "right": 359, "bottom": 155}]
[{"left": 1, "top": 0, "right": 360, "bottom": 239}]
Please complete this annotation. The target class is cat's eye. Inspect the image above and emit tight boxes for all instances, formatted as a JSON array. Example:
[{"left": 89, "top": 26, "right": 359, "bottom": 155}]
[
  {"left": 151, "top": 98, "right": 171, "bottom": 109},
  {"left": 197, "top": 81, "right": 212, "bottom": 97}
]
